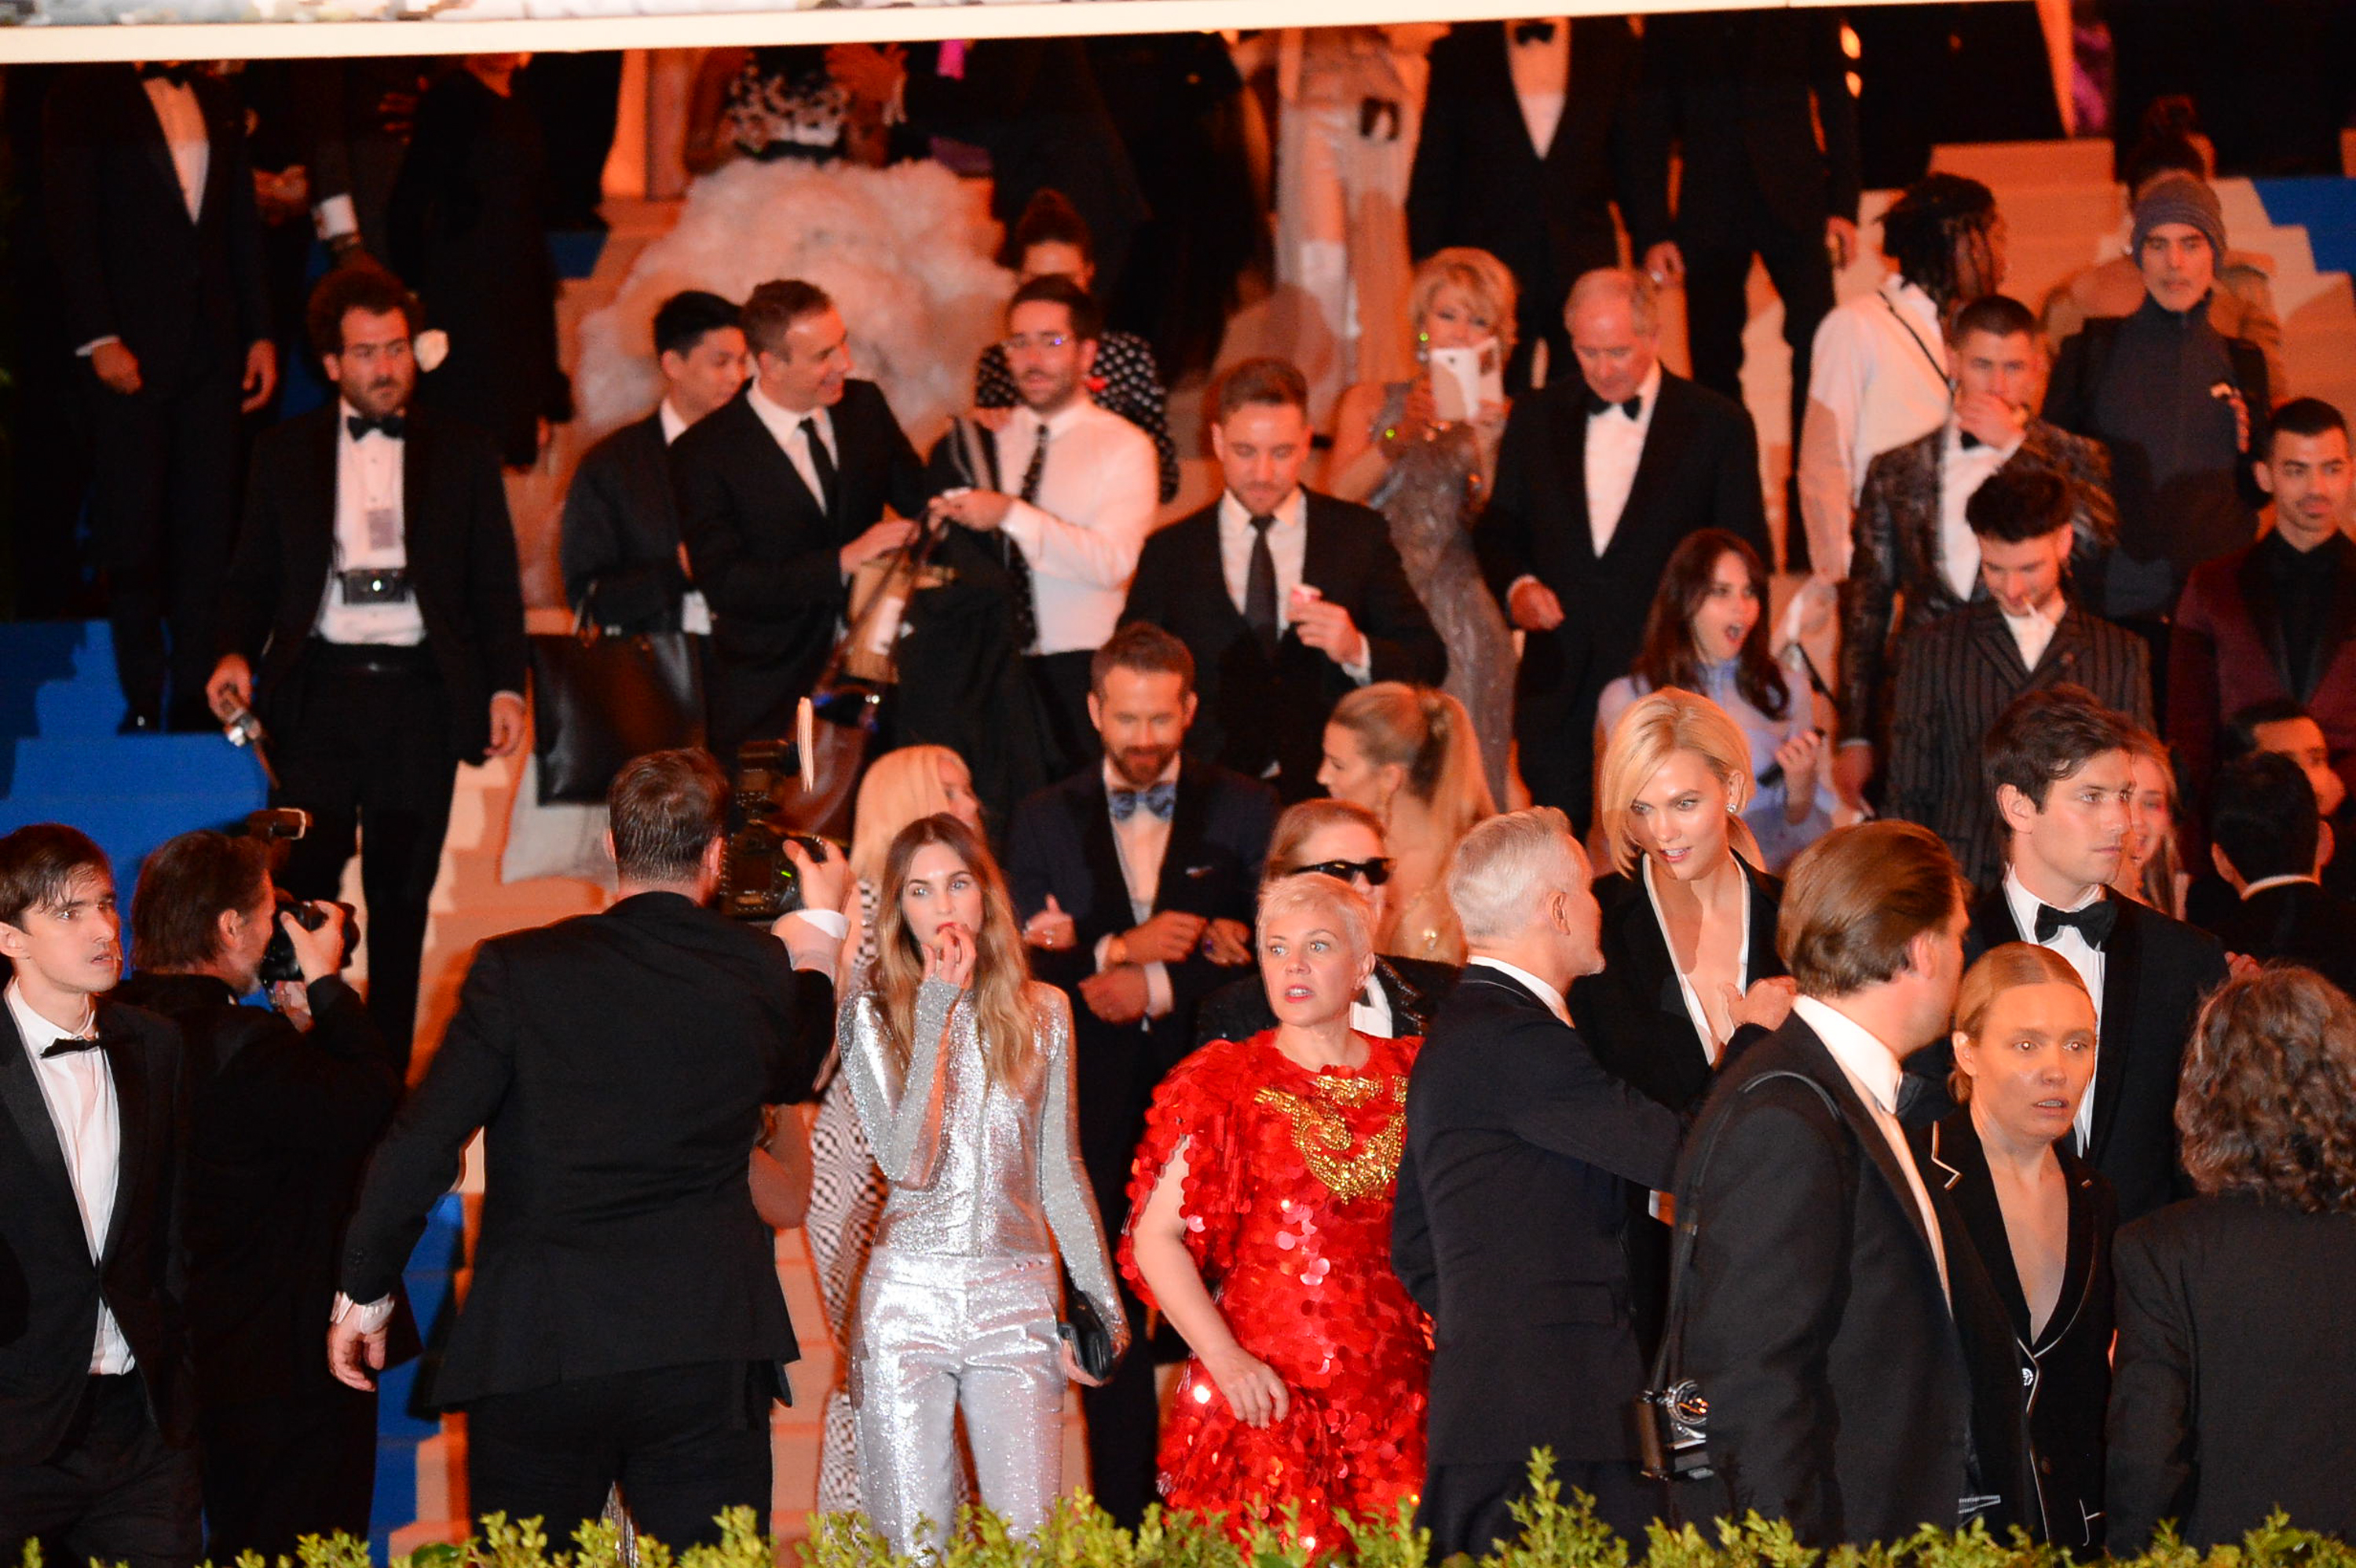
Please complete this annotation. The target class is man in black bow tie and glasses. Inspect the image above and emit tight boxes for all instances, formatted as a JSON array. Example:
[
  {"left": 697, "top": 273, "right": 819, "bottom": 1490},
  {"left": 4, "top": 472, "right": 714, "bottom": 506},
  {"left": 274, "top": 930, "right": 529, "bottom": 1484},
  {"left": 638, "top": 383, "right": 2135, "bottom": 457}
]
[
  {"left": 0, "top": 825, "right": 200, "bottom": 1568},
  {"left": 1003, "top": 621, "right": 1276, "bottom": 1529},
  {"left": 1900, "top": 686, "right": 2228, "bottom": 1223},
  {"left": 208, "top": 265, "right": 528, "bottom": 1070},
  {"left": 1476, "top": 266, "right": 1769, "bottom": 833}
]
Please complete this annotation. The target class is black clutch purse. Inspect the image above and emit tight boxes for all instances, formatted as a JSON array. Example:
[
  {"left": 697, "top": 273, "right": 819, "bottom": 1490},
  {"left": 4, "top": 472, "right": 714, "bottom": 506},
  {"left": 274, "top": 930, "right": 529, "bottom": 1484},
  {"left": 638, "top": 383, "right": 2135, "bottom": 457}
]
[{"left": 1058, "top": 1283, "right": 1124, "bottom": 1383}]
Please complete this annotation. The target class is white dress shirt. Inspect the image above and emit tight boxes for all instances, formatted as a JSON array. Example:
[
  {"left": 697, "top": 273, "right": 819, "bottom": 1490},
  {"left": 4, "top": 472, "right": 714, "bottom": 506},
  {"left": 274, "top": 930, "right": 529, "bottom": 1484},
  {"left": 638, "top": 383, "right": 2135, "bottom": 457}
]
[
  {"left": 1215, "top": 489, "right": 1374, "bottom": 683},
  {"left": 1094, "top": 756, "right": 1181, "bottom": 1020},
  {"left": 1800, "top": 276, "right": 1955, "bottom": 578},
  {"left": 1585, "top": 360, "right": 1663, "bottom": 557},
  {"left": 2002, "top": 869, "right": 2107, "bottom": 1151},
  {"left": 1505, "top": 19, "right": 1571, "bottom": 158},
  {"left": 2002, "top": 595, "right": 2064, "bottom": 672},
  {"left": 657, "top": 400, "right": 713, "bottom": 635},
  {"left": 1791, "top": 993, "right": 1950, "bottom": 1303},
  {"left": 9, "top": 980, "right": 136, "bottom": 1374},
  {"left": 994, "top": 399, "right": 1158, "bottom": 655},
  {"left": 315, "top": 400, "right": 426, "bottom": 646},
  {"left": 746, "top": 381, "right": 839, "bottom": 521},
  {"left": 1937, "top": 419, "right": 2021, "bottom": 601},
  {"left": 1467, "top": 955, "right": 1571, "bottom": 1027},
  {"left": 143, "top": 74, "right": 209, "bottom": 223}
]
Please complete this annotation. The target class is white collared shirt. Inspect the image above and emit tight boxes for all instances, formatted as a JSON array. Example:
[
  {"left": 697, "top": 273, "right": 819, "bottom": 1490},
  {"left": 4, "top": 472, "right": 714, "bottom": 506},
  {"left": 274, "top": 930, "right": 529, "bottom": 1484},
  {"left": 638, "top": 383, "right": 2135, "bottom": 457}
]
[
  {"left": 1937, "top": 418, "right": 2021, "bottom": 601},
  {"left": 9, "top": 980, "right": 135, "bottom": 1374},
  {"left": 2002, "top": 594, "right": 2064, "bottom": 673},
  {"left": 1467, "top": 954, "right": 1571, "bottom": 1027},
  {"left": 1801, "top": 275, "right": 1954, "bottom": 578},
  {"left": 315, "top": 400, "right": 425, "bottom": 646},
  {"left": 1094, "top": 755, "right": 1181, "bottom": 1020},
  {"left": 142, "top": 73, "right": 208, "bottom": 223},
  {"left": 2241, "top": 872, "right": 2322, "bottom": 900},
  {"left": 1215, "top": 488, "right": 1374, "bottom": 683},
  {"left": 2002, "top": 868, "right": 2107, "bottom": 1150},
  {"left": 1505, "top": 19, "right": 1571, "bottom": 158},
  {"left": 994, "top": 398, "right": 1158, "bottom": 655},
  {"left": 746, "top": 382, "right": 838, "bottom": 520},
  {"left": 1352, "top": 976, "right": 1396, "bottom": 1039},
  {"left": 1585, "top": 360, "right": 1663, "bottom": 557},
  {"left": 657, "top": 400, "right": 713, "bottom": 635},
  {"left": 1791, "top": 993, "right": 1950, "bottom": 1303}
]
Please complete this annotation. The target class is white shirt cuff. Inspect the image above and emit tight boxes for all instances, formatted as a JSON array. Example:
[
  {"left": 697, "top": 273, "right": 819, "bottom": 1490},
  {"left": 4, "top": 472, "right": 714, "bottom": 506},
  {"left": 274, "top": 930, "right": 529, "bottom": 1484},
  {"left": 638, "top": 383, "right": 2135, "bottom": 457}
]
[
  {"left": 789, "top": 908, "right": 850, "bottom": 940},
  {"left": 76, "top": 336, "right": 123, "bottom": 357},
  {"left": 1000, "top": 501, "right": 1044, "bottom": 557},
  {"left": 1144, "top": 959, "right": 1174, "bottom": 1019},
  {"left": 332, "top": 1292, "right": 396, "bottom": 1334},
  {"left": 314, "top": 192, "right": 360, "bottom": 242},
  {"left": 1092, "top": 933, "right": 1117, "bottom": 973}
]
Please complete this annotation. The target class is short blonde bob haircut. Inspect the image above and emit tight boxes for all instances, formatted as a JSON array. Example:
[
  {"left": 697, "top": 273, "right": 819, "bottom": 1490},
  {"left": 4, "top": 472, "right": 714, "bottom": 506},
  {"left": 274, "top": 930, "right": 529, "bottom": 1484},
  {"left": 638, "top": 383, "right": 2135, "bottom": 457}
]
[
  {"left": 1410, "top": 247, "right": 1520, "bottom": 357},
  {"left": 1257, "top": 871, "right": 1375, "bottom": 968},
  {"left": 1595, "top": 689, "right": 1761, "bottom": 875},
  {"left": 1948, "top": 942, "right": 2091, "bottom": 1103}
]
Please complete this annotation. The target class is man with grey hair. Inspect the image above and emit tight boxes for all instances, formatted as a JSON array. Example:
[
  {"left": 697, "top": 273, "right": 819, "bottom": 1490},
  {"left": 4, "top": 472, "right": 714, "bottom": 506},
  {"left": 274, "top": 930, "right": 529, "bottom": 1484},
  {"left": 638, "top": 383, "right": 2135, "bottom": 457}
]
[
  {"left": 1393, "top": 807, "right": 1681, "bottom": 1554},
  {"left": 1477, "top": 266, "right": 1770, "bottom": 832}
]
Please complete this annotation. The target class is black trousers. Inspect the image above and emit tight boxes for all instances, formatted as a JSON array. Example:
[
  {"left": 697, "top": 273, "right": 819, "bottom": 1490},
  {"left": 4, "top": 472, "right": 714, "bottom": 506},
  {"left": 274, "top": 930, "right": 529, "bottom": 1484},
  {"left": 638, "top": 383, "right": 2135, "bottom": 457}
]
[
  {"left": 1419, "top": 1457, "right": 1660, "bottom": 1562},
  {"left": 463, "top": 1361, "right": 774, "bottom": 1550},
  {"left": 1027, "top": 650, "right": 1100, "bottom": 784},
  {"left": 199, "top": 1386, "right": 379, "bottom": 1561},
  {"left": 80, "top": 364, "right": 243, "bottom": 724},
  {"left": 273, "top": 641, "right": 460, "bottom": 1072},
  {"left": 0, "top": 1373, "right": 203, "bottom": 1568}
]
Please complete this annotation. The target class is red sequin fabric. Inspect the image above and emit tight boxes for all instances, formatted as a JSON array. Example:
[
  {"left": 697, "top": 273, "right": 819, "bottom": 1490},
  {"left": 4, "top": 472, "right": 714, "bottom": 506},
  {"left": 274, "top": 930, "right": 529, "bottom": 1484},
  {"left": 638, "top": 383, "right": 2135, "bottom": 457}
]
[{"left": 1120, "top": 1031, "right": 1431, "bottom": 1549}]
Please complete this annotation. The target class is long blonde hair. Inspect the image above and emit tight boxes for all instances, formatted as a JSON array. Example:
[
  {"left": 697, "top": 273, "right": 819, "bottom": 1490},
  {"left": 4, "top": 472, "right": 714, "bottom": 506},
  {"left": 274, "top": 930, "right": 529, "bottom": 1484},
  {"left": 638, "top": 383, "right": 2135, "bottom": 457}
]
[
  {"left": 851, "top": 746, "right": 969, "bottom": 892},
  {"left": 1596, "top": 689, "right": 1764, "bottom": 875},
  {"left": 1328, "top": 683, "right": 1494, "bottom": 847},
  {"left": 867, "top": 814, "right": 1037, "bottom": 1089}
]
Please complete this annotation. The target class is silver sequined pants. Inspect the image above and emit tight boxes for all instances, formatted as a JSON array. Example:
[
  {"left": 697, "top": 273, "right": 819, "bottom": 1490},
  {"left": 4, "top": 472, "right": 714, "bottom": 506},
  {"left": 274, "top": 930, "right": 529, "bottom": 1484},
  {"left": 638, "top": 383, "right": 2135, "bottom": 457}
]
[{"left": 854, "top": 1249, "right": 1063, "bottom": 1555}]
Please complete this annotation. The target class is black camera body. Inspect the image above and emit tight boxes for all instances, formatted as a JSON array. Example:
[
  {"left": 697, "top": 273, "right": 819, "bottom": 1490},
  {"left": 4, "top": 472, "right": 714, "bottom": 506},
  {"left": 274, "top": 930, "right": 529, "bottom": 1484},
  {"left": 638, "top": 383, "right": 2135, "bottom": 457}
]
[
  {"left": 1633, "top": 1380, "right": 1713, "bottom": 1482},
  {"left": 717, "top": 739, "right": 832, "bottom": 924},
  {"left": 258, "top": 894, "right": 360, "bottom": 985}
]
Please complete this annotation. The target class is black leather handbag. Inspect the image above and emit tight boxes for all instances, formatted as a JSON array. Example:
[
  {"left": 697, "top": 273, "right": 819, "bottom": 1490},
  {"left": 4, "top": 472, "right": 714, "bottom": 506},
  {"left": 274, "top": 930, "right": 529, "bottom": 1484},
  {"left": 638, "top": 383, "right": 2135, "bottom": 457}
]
[
  {"left": 1059, "top": 1279, "right": 1125, "bottom": 1383},
  {"left": 528, "top": 589, "right": 706, "bottom": 805}
]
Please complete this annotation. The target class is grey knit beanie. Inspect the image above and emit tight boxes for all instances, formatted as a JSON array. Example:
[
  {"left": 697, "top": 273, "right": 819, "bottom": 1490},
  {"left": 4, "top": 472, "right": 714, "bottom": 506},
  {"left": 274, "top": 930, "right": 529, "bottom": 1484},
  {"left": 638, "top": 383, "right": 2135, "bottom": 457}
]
[{"left": 2131, "top": 170, "right": 2227, "bottom": 260}]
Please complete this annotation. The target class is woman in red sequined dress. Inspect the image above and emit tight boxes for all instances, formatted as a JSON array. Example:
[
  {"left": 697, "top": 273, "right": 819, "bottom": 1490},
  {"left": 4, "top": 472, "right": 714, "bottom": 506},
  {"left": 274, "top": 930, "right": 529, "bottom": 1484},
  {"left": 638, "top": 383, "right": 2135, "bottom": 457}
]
[{"left": 1121, "top": 872, "right": 1430, "bottom": 1548}]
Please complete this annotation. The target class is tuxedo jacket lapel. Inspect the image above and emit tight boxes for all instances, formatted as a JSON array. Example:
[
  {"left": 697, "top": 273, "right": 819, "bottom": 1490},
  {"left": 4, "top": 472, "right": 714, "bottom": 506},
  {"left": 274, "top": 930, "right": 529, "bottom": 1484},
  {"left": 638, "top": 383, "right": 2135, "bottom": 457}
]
[
  {"left": 1604, "top": 380, "right": 1689, "bottom": 568},
  {"left": 2309, "top": 545, "right": 2356, "bottom": 700},
  {"left": 2234, "top": 546, "right": 2292, "bottom": 696},
  {"left": 1552, "top": 396, "right": 1598, "bottom": 563},
  {"left": 0, "top": 1010, "right": 93, "bottom": 1246},
  {"left": 94, "top": 1014, "right": 147, "bottom": 1271},
  {"left": 1789, "top": 1023, "right": 1943, "bottom": 1271},
  {"left": 1152, "top": 763, "right": 1216, "bottom": 913},
  {"left": 2087, "top": 897, "right": 2141, "bottom": 1164},
  {"left": 1066, "top": 776, "right": 1137, "bottom": 937},
  {"left": 128, "top": 76, "right": 192, "bottom": 228},
  {"left": 1967, "top": 602, "right": 2029, "bottom": 687}
]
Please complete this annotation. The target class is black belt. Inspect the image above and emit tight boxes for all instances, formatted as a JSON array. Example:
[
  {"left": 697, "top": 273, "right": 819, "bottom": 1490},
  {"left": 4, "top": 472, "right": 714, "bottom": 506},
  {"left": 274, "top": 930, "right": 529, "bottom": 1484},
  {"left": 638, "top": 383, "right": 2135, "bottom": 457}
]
[{"left": 306, "top": 638, "right": 437, "bottom": 676}]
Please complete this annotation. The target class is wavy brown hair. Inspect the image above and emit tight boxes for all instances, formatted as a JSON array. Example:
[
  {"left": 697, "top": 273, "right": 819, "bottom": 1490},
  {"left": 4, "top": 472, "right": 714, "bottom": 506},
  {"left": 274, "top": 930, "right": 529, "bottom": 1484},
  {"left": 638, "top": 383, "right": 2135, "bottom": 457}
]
[
  {"left": 2179, "top": 967, "right": 2356, "bottom": 1215},
  {"left": 867, "top": 814, "right": 1037, "bottom": 1090},
  {"left": 1627, "top": 531, "right": 1791, "bottom": 722}
]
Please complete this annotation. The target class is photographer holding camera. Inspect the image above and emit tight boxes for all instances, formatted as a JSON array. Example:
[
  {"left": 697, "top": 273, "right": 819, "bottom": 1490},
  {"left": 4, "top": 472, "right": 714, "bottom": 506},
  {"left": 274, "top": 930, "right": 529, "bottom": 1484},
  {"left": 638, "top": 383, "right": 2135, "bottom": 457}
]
[{"left": 116, "top": 828, "right": 408, "bottom": 1562}]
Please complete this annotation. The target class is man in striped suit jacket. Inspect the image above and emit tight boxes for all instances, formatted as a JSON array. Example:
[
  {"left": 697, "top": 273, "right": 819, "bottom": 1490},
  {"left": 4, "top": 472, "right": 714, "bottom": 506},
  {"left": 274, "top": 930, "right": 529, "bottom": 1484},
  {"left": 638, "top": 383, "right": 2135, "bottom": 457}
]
[{"left": 1886, "top": 466, "right": 2150, "bottom": 889}]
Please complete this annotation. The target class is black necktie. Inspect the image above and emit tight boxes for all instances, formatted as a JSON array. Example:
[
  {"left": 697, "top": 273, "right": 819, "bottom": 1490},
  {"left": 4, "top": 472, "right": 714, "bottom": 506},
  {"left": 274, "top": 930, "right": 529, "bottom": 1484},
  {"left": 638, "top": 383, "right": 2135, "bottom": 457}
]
[
  {"left": 1585, "top": 393, "right": 1643, "bottom": 421},
  {"left": 2034, "top": 897, "right": 2118, "bottom": 948},
  {"left": 1513, "top": 20, "right": 1556, "bottom": 44},
  {"left": 1245, "top": 513, "right": 1280, "bottom": 655},
  {"left": 1004, "top": 423, "right": 1048, "bottom": 652},
  {"left": 137, "top": 62, "right": 192, "bottom": 88},
  {"left": 347, "top": 411, "right": 406, "bottom": 441},
  {"left": 799, "top": 418, "right": 836, "bottom": 518}
]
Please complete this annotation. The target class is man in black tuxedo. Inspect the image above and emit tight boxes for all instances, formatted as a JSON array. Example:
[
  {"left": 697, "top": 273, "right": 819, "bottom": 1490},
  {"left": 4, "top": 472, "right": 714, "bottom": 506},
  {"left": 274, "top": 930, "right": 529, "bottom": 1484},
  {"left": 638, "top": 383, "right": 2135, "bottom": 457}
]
[
  {"left": 560, "top": 290, "right": 748, "bottom": 633},
  {"left": 674, "top": 278, "right": 927, "bottom": 763},
  {"left": 44, "top": 62, "right": 277, "bottom": 733},
  {"left": 0, "top": 826, "right": 199, "bottom": 1568},
  {"left": 1393, "top": 807, "right": 1681, "bottom": 1555},
  {"left": 1478, "top": 268, "right": 1769, "bottom": 832},
  {"left": 1670, "top": 821, "right": 2032, "bottom": 1545},
  {"left": 1003, "top": 622, "right": 1276, "bottom": 1526},
  {"left": 1407, "top": 18, "right": 1644, "bottom": 391},
  {"left": 1121, "top": 357, "right": 1443, "bottom": 802},
  {"left": 1885, "top": 469, "right": 2151, "bottom": 890},
  {"left": 2204, "top": 751, "right": 2356, "bottom": 992},
  {"left": 1626, "top": 9, "right": 1860, "bottom": 534},
  {"left": 328, "top": 750, "right": 846, "bottom": 1546},
  {"left": 115, "top": 830, "right": 407, "bottom": 1561},
  {"left": 208, "top": 265, "right": 529, "bottom": 1070},
  {"left": 1904, "top": 687, "right": 2230, "bottom": 1223}
]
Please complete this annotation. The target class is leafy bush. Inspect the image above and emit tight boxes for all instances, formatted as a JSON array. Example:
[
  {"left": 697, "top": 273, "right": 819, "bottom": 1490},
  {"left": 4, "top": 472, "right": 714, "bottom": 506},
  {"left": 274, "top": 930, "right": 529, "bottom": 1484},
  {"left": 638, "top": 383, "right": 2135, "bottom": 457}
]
[{"left": 13, "top": 1453, "right": 2350, "bottom": 1568}]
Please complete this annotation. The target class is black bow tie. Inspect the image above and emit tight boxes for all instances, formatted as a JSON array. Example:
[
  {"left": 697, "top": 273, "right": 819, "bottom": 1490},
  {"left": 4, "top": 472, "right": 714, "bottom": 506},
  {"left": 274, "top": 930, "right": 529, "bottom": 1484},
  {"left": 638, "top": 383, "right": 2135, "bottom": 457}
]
[
  {"left": 137, "top": 62, "right": 193, "bottom": 88},
  {"left": 1958, "top": 430, "right": 1986, "bottom": 451},
  {"left": 1513, "top": 20, "right": 1557, "bottom": 44},
  {"left": 1585, "top": 392, "right": 1643, "bottom": 421},
  {"left": 2034, "top": 897, "right": 2117, "bottom": 948},
  {"left": 41, "top": 1027, "right": 129, "bottom": 1060},
  {"left": 347, "top": 412, "right": 407, "bottom": 441}
]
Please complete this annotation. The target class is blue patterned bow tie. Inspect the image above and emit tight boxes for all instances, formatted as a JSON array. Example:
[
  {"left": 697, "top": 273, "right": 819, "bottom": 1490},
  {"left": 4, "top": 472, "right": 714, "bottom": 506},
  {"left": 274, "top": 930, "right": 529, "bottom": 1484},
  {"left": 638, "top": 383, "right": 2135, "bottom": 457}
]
[{"left": 1110, "top": 781, "right": 1176, "bottom": 822}]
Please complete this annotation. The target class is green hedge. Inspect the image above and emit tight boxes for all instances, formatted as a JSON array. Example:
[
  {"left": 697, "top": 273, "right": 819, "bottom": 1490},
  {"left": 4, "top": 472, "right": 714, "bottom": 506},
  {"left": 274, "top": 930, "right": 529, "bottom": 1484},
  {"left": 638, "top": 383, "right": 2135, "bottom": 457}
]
[{"left": 15, "top": 1455, "right": 2349, "bottom": 1568}]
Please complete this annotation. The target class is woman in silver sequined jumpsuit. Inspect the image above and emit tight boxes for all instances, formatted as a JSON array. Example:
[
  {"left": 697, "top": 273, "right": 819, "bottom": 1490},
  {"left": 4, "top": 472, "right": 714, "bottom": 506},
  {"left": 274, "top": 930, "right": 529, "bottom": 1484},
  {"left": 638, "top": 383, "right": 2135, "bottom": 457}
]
[{"left": 840, "top": 813, "right": 1128, "bottom": 1554}]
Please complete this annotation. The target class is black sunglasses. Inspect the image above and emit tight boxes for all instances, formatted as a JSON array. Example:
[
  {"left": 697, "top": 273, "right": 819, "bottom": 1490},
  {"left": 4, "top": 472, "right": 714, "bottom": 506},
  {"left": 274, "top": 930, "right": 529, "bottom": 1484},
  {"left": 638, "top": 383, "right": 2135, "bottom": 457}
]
[{"left": 1288, "top": 857, "right": 1392, "bottom": 886}]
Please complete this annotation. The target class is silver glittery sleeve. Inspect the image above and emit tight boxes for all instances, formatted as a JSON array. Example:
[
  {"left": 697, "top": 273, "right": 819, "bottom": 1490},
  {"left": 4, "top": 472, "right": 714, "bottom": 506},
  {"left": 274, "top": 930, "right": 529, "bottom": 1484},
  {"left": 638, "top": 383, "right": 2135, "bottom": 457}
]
[
  {"left": 840, "top": 978, "right": 958, "bottom": 1190},
  {"left": 1033, "top": 985, "right": 1130, "bottom": 1357}
]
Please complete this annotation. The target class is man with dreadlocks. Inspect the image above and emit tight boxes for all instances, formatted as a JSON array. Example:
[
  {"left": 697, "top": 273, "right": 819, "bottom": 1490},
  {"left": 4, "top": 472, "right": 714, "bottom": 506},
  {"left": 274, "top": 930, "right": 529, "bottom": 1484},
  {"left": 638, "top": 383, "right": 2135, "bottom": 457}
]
[{"left": 1796, "top": 174, "right": 2006, "bottom": 585}]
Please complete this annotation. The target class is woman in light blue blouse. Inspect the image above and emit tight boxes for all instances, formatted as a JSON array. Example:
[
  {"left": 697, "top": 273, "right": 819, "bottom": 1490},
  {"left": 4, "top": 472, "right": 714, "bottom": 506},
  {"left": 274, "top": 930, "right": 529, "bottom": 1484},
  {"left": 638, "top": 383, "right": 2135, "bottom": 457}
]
[{"left": 1596, "top": 531, "right": 1836, "bottom": 871}]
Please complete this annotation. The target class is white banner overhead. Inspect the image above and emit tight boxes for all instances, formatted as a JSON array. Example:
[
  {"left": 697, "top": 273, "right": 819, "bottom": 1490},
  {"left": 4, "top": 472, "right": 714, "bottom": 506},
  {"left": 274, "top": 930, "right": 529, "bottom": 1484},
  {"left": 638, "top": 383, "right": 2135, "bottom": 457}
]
[{"left": 0, "top": 0, "right": 1894, "bottom": 65}]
